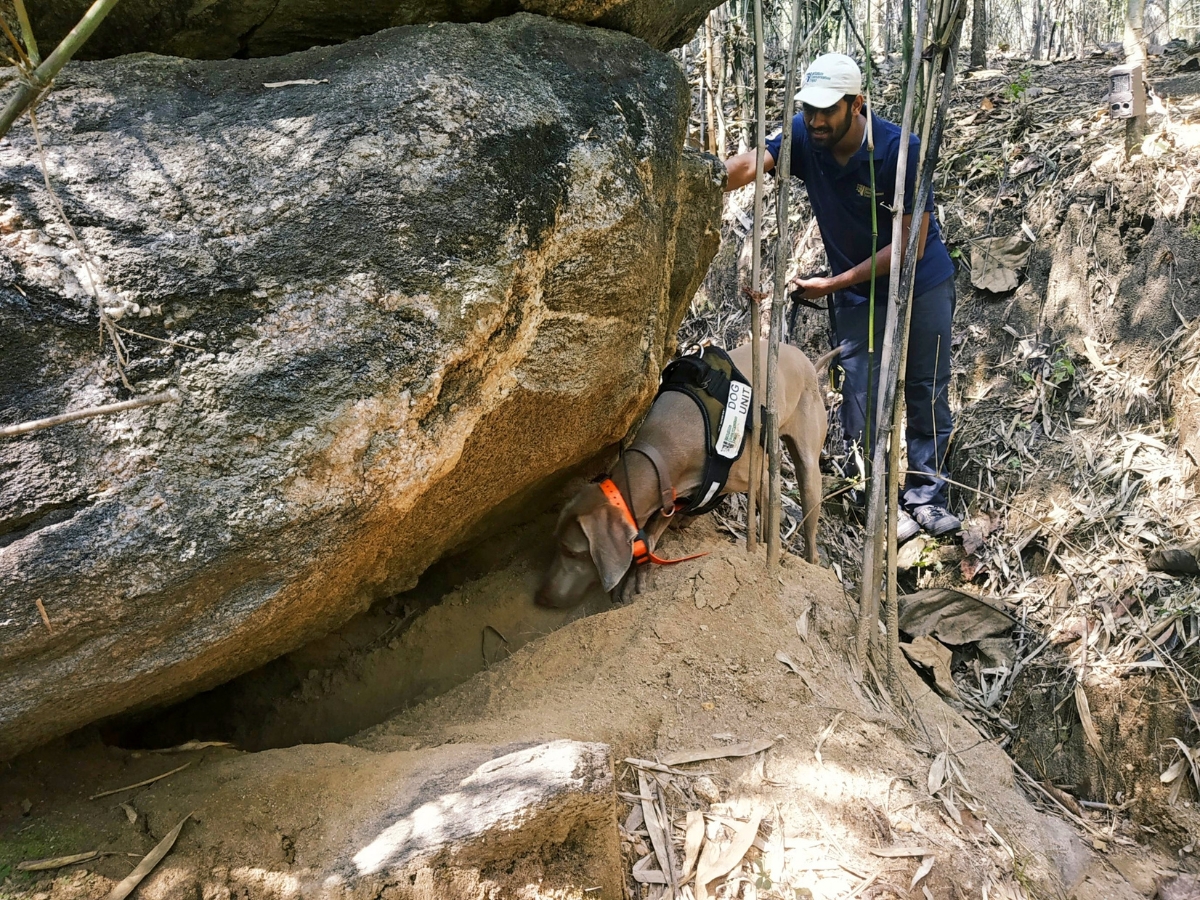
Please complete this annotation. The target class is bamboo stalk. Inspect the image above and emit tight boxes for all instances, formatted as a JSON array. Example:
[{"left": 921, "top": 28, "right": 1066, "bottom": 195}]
[
  {"left": 746, "top": 0, "right": 768, "bottom": 554},
  {"left": 704, "top": 15, "right": 718, "bottom": 155},
  {"left": 872, "top": 0, "right": 965, "bottom": 683},
  {"left": 766, "top": 0, "right": 803, "bottom": 570},
  {"left": 12, "top": 0, "right": 40, "bottom": 66},
  {"left": 856, "top": 0, "right": 931, "bottom": 674},
  {"left": 764, "top": 3, "right": 836, "bottom": 570},
  {"left": 713, "top": 6, "right": 729, "bottom": 157},
  {"left": 886, "top": 0, "right": 948, "bottom": 693},
  {"left": 0, "top": 0, "right": 122, "bottom": 140}
]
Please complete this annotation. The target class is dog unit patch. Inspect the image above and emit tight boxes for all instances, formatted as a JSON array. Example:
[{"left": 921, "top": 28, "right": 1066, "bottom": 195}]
[{"left": 715, "top": 381, "right": 751, "bottom": 459}]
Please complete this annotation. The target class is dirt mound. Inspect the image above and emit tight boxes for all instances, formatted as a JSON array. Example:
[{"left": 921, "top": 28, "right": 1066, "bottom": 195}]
[{"left": 2, "top": 522, "right": 1137, "bottom": 899}]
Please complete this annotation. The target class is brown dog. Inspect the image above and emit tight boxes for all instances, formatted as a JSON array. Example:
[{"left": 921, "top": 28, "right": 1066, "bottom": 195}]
[{"left": 537, "top": 341, "right": 837, "bottom": 608}]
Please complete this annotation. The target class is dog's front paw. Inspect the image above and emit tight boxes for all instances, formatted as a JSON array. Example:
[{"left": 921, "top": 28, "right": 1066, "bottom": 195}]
[{"left": 612, "top": 567, "right": 645, "bottom": 604}]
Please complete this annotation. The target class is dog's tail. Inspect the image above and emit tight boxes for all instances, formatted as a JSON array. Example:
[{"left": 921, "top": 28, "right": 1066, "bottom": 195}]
[{"left": 813, "top": 344, "right": 843, "bottom": 373}]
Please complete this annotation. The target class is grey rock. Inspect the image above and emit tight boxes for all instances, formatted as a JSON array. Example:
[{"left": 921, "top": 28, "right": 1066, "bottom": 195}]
[
  {"left": 133, "top": 740, "right": 623, "bottom": 898},
  {"left": 31, "top": 0, "right": 723, "bottom": 59},
  {"left": 0, "top": 14, "right": 722, "bottom": 759}
]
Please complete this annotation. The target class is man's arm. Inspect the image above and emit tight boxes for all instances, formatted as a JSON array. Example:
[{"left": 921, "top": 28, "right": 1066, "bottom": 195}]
[
  {"left": 723, "top": 148, "right": 777, "bottom": 192},
  {"left": 791, "top": 211, "right": 932, "bottom": 299}
]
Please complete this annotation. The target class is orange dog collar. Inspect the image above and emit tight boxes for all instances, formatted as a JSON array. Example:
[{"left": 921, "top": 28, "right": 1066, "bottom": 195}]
[{"left": 597, "top": 477, "right": 708, "bottom": 568}]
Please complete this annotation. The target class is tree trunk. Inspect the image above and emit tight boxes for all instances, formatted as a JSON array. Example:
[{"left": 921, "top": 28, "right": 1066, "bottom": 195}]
[
  {"left": 872, "top": 0, "right": 888, "bottom": 54},
  {"left": 971, "top": 0, "right": 987, "bottom": 67},
  {"left": 1125, "top": 0, "right": 1148, "bottom": 157},
  {"left": 704, "top": 15, "right": 717, "bottom": 155},
  {"left": 1032, "top": 0, "right": 1044, "bottom": 58}
]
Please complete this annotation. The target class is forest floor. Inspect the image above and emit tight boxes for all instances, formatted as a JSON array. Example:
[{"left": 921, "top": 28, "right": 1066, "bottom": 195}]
[{"left": 6, "top": 47, "right": 1200, "bottom": 900}]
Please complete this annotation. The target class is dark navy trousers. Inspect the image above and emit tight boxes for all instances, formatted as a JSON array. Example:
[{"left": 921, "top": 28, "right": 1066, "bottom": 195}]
[{"left": 831, "top": 275, "right": 956, "bottom": 509}]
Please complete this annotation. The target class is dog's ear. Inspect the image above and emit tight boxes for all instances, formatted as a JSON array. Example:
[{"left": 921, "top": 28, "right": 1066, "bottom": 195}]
[{"left": 578, "top": 504, "right": 635, "bottom": 593}]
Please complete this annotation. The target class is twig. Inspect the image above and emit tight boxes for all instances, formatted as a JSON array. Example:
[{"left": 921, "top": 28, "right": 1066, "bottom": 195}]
[
  {"left": 29, "top": 109, "right": 132, "bottom": 389},
  {"left": 89, "top": 762, "right": 192, "bottom": 800},
  {"left": 0, "top": 390, "right": 179, "bottom": 439}
]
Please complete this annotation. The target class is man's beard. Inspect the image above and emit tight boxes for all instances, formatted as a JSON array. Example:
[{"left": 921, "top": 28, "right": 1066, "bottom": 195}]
[{"left": 808, "top": 113, "right": 853, "bottom": 149}]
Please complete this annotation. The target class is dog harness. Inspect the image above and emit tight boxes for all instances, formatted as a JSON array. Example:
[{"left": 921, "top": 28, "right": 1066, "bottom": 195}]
[
  {"left": 590, "top": 347, "right": 751, "bottom": 572},
  {"left": 656, "top": 346, "right": 754, "bottom": 516}
]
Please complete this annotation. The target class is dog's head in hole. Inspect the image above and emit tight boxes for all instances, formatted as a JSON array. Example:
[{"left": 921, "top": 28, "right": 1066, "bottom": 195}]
[{"left": 536, "top": 482, "right": 636, "bottom": 608}]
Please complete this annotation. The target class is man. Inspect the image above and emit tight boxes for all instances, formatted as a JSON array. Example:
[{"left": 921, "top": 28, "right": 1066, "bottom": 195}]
[{"left": 723, "top": 52, "right": 959, "bottom": 542}]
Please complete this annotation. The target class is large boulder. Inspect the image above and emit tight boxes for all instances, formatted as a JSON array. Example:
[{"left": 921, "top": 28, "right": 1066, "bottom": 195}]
[
  {"left": 30, "top": 0, "right": 722, "bottom": 58},
  {"left": 0, "top": 13, "right": 723, "bottom": 759}
]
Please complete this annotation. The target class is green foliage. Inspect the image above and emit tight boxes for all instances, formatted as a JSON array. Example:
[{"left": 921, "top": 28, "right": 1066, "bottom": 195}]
[
  {"left": 1016, "top": 344, "right": 1076, "bottom": 398},
  {"left": 1049, "top": 354, "right": 1075, "bottom": 387},
  {"left": 1186, "top": 218, "right": 1200, "bottom": 241},
  {"left": 753, "top": 858, "right": 773, "bottom": 891},
  {"left": 1004, "top": 69, "right": 1033, "bottom": 102}
]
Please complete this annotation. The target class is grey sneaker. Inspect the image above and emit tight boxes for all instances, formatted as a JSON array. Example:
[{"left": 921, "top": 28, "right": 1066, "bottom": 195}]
[
  {"left": 913, "top": 504, "right": 962, "bottom": 538},
  {"left": 897, "top": 508, "right": 921, "bottom": 544}
]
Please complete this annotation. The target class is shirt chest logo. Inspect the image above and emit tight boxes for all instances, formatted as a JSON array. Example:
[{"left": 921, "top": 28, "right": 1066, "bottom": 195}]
[{"left": 855, "top": 183, "right": 878, "bottom": 199}]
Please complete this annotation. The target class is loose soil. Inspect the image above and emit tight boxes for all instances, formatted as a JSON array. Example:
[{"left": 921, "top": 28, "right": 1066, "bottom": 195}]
[{"left": 0, "top": 512, "right": 1177, "bottom": 899}]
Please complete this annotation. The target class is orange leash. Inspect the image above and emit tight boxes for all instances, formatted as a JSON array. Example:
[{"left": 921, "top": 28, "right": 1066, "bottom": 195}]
[{"left": 597, "top": 477, "right": 708, "bottom": 567}]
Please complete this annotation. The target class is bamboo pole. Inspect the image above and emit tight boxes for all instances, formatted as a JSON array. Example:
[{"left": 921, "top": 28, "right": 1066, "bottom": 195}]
[
  {"left": 704, "top": 15, "right": 718, "bottom": 155},
  {"left": 765, "top": 2, "right": 835, "bottom": 569},
  {"left": 883, "top": 43, "right": 937, "bottom": 692},
  {"left": 746, "top": 0, "right": 768, "bottom": 554},
  {"left": 12, "top": 0, "right": 40, "bottom": 65},
  {"left": 713, "top": 8, "right": 729, "bottom": 157},
  {"left": 855, "top": 0, "right": 930, "bottom": 673},
  {"left": 0, "top": 0, "right": 122, "bottom": 140},
  {"left": 885, "top": 2, "right": 963, "bottom": 686},
  {"left": 864, "top": 0, "right": 965, "bottom": 680}
]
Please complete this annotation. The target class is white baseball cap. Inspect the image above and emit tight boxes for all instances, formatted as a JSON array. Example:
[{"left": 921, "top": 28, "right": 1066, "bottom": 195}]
[{"left": 797, "top": 53, "right": 863, "bottom": 108}]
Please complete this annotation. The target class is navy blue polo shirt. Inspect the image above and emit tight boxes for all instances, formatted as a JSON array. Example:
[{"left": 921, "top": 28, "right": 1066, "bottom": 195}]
[{"left": 765, "top": 111, "right": 954, "bottom": 304}]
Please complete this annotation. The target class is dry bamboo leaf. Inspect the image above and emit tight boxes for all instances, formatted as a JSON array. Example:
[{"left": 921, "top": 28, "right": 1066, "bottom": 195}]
[
  {"left": 638, "top": 771, "right": 677, "bottom": 893},
  {"left": 928, "top": 752, "right": 949, "bottom": 795},
  {"left": 17, "top": 851, "right": 100, "bottom": 871},
  {"left": 680, "top": 810, "right": 705, "bottom": 881},
  {"left": 661, "top": 739, "right": 773, "bottom": 766},
  {"left": 1074, "top": 682, "right": 1109, "bottom": 766},
  {"left": 632, "top": 854, "right": 668, "bottom": 884},
  {"left": 814, "top": 712, "right": 843, "bottom": 766},
  {"left": 623, "top": 803, "right": 644, "bottom": 834},
  {"left": 1162, "top": 755, "right": 1189, "bottom": 783},
  {"left": 695, "top": 808, "right": 762, "bottom": 894},
  {"left": 869, "top": 846, "right": 933, "bottom": 858},
  {"left": 104, "top": 812, "right": 191, "bottom": 900},
  {"left": 119, "top": 802, "right": 138, "bottom": 825},
  {"left": 774, "top": 650, "right": 803, "bottom": 674},
  {"left": 911, "top": 855, "right": 936, "bottom": 890},
  {"left": 149, "top": 740, "right": 233, "bottom": 754},
  {"left": 626, "top": 757, "right": 698, "bottom": 776}
]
